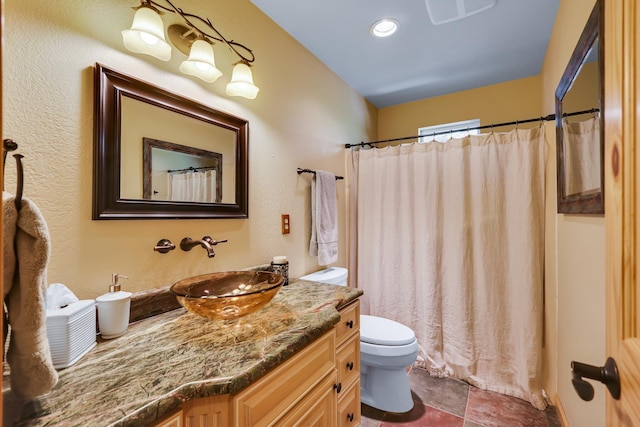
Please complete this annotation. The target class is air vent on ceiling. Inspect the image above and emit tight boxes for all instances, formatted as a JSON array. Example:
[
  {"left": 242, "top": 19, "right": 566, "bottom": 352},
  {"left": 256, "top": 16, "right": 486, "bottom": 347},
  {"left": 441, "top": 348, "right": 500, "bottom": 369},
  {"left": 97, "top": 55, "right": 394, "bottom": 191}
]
[{"left": 425, "top": 0, "right": 496, "bottom": 25}]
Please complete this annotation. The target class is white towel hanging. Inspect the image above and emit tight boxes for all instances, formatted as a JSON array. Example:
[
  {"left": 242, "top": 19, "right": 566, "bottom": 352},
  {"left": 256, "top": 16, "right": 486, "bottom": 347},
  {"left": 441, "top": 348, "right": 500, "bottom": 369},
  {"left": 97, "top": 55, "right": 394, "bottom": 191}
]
[{"left": 309, "top": 170, "right": 338, "bottom": 265}]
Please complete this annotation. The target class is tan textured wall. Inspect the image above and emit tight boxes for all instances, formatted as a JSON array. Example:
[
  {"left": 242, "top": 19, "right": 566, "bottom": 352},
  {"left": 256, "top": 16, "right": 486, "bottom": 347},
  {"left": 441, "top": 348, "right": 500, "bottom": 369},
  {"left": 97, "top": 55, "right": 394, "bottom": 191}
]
[
  {"left": 2, "top": 0, "right": 377, "bottom": 299},
  {"left": 378, "top": 75, "right": 543, "bottom": 141},
  {"left": 540, "top": 0, "right": 604, "bottom": 426}
]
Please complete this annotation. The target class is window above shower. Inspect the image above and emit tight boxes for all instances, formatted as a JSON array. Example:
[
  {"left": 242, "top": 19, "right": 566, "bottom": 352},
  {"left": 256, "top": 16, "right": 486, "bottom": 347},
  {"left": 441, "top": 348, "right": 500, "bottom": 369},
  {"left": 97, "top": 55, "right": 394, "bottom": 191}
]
[{"left": 418, "top": 118, "right": 480, "bottom": 143}]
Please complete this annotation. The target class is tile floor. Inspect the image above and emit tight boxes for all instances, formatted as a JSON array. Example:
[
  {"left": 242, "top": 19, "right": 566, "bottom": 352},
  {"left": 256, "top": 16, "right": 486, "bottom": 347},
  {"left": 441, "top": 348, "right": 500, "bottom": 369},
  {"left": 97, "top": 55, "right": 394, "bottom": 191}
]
[{"left": 360, "top": 367, "right": 562, "bottom": 427}]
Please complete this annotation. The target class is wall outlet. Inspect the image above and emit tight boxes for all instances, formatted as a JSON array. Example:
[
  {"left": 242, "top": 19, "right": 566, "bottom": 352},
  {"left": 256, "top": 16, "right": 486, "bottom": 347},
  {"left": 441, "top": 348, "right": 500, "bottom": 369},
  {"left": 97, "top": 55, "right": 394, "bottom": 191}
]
[{"left": 281, "top": 214, "right": 290, "bottom": 234}]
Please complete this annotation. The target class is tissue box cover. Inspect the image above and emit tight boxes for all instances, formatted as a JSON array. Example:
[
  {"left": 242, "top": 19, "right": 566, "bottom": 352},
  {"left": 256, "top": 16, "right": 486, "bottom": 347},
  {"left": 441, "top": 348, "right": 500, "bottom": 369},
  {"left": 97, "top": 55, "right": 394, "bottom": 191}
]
[{"left": 46, "top": 299, "right": 97, "bottom": 369}]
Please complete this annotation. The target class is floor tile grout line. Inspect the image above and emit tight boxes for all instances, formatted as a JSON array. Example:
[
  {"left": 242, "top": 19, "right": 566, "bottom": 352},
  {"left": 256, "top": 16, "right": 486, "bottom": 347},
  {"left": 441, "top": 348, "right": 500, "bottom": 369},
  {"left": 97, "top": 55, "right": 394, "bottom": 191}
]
[{"left": 462, "top": 384, "right": 491, "bottom": 427}]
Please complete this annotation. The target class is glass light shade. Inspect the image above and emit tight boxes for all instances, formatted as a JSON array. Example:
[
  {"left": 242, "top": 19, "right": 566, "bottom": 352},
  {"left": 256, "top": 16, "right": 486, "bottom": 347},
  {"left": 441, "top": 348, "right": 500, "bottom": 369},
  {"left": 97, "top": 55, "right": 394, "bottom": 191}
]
[
  {"left": 179, "top": 40, "right": 223, "bottom": 83},
  {"left": 122, "top": 6, "right": 171, "bottom": 61},
  {"left": 225, "top": 63, "right": 260, "bottom": 99}
]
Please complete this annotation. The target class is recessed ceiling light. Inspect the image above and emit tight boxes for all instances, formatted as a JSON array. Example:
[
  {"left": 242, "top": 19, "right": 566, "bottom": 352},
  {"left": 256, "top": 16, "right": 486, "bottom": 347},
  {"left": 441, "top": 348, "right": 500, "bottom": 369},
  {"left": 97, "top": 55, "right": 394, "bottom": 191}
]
[{"left": 370, "top": 19, "right": 399, "bottom": 38}]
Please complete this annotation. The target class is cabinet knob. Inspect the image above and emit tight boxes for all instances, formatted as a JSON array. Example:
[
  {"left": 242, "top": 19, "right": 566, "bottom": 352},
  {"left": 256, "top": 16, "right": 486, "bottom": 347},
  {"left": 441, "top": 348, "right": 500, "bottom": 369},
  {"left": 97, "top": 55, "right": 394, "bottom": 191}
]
[
  {"left": 347, "top": 413, "right": 355, "bottom": 422},
  {"left": 346, "top": 320, "right": 354, "bottom": 328},
  {"left": 346, "top": 361, "right": 354, "bottom": 371},
  {"left": 333, "top": 382, "right": 342, "bottom": 393}
]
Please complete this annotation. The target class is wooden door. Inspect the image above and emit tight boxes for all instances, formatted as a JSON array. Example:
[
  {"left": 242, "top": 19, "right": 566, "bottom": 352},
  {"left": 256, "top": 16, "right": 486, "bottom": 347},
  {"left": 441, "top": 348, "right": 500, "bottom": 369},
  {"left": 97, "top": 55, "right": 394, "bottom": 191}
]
[
  {"left": 604, "top": 0, "right": 640, "bottom": 425},
  {"left": 1, "top": 0, "right": 5, "bottom": 411}
]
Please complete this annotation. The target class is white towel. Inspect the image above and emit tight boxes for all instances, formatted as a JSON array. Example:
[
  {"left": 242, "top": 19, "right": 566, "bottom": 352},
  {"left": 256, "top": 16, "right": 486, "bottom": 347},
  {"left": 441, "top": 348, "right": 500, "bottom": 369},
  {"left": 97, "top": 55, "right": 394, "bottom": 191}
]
[
  {"left": 3, "top": 192, "right": 58, "bottom": 398},
  {"left": 309, "top": 171, "right": 338, "bottom": 265},
  {"left": 3, "top": 192, "right": 18, "bottom": 296}
]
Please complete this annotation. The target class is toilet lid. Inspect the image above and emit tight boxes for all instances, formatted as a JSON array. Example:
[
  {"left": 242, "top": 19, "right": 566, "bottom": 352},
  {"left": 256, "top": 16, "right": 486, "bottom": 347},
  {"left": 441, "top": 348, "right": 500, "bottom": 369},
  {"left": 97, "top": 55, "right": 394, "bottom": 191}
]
[{"left": 360, "top": 315, "right": 416, "bottom": 346}]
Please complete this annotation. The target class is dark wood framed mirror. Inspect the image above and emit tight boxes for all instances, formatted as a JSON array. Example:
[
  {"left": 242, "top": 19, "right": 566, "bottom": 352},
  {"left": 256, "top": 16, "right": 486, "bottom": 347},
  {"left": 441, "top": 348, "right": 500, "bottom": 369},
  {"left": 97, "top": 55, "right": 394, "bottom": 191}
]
[
  {"left": 555, "top": 1, "right": 603, "bottom": 214},
  {"left": 93, "top": 63, "right": 249, "bottom": 219}
]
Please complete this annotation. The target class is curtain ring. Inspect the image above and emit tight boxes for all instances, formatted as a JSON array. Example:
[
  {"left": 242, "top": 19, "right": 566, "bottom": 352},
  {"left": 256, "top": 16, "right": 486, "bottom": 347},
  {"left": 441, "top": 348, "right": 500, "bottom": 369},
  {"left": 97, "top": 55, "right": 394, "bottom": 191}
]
[{"left": 515, "top": 120, "right": 519, "bottom": 129}]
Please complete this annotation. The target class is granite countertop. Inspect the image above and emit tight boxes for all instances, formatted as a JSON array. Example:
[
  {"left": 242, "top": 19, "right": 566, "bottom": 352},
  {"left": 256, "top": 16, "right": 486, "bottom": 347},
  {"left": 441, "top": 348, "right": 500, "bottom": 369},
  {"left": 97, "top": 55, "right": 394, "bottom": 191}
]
[{"left": 12, "top": 280, "right": 362, "bottom": 427}]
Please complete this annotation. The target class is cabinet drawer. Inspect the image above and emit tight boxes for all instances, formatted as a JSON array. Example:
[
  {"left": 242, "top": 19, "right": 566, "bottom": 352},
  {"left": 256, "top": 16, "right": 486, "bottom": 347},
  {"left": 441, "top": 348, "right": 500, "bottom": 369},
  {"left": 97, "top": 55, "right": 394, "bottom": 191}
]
[
  {"left": 336, "top": 333, "right": 359, "bottom": 389},
  {"left": 233, "top": 330, "right": 336, "bottom": 427},
  {"left": 336, "top": 301, "right": 359, "bottom": 346},
  {"left": 337, "top": 379, "right": 361, "bottom": 427}
]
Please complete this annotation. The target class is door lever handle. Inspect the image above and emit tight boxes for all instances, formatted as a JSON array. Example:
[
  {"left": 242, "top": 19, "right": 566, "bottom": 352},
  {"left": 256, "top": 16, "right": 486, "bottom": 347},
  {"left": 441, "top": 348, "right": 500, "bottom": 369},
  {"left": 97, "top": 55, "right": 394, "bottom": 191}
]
[{"left": 571, "top": 357, "right": 620, "bottom": 401}]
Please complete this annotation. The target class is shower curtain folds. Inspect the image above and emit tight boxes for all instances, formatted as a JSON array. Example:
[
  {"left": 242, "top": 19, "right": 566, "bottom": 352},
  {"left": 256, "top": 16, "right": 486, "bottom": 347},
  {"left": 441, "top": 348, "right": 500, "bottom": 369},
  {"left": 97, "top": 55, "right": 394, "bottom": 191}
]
[
  {"left": 347, "top": 127, "right": 547, "bottom": 410},
  {"left": 167, "top": 170, "right": 217, "bottom": 202}
]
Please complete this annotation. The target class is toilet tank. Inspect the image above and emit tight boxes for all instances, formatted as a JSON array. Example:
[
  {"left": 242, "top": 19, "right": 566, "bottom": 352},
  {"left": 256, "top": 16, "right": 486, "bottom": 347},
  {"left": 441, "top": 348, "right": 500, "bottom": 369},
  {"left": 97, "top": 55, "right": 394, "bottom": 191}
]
[{"left": 299, "top": 267, "right": 348, "bottom": 286}]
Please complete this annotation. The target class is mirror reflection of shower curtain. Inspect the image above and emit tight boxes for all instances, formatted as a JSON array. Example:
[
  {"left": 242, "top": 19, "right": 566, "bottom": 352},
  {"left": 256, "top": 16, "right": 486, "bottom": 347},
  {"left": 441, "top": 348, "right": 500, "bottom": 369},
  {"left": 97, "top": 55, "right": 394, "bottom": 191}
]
[
  {"left": 563, "top": 116, "right": 601, "bottom": 195},
  {"left": 167, "top": 170, "right": 217, "bottom": 202}
]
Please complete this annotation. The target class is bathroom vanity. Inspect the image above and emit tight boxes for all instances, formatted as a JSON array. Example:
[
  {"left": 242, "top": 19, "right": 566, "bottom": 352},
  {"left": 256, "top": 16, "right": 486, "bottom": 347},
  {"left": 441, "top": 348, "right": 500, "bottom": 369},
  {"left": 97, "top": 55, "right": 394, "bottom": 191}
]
[{"left": 12, "top": 280, "right": 362, "bottom": 426}]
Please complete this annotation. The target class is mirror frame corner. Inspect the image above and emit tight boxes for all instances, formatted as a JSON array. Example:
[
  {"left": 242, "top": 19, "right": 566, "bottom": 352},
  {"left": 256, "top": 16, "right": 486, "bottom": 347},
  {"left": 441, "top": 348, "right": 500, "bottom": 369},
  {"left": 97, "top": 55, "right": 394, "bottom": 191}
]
[
  {"left": 555, "top": 0, "right": 604, "bottom": 215},
  {"left": 92, "top": 63, "right": 249, "bottom": 220}
]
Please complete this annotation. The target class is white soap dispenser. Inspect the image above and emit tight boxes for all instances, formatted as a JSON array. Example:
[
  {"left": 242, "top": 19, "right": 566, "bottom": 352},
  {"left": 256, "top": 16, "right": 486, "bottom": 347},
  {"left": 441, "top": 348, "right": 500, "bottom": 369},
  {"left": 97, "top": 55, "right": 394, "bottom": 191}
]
[{"left": 96, "top": 273, "right": 132, "bottom": 339}]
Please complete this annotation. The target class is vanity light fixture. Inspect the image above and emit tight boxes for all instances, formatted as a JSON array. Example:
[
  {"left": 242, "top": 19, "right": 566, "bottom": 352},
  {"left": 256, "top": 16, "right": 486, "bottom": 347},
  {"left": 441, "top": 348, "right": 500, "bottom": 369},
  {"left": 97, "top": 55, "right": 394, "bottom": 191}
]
[
  {"left": 226, "top": 62, "right": 259, "bottom": 99},
  {"left": 178, "top": 38, "right": 223, "bottom": 83},
  {"left": 122, "top": 0, "right": 259, "bottom": 98},
  {"left": 370, "top": 19, "right": 399, "bottom": 38}
]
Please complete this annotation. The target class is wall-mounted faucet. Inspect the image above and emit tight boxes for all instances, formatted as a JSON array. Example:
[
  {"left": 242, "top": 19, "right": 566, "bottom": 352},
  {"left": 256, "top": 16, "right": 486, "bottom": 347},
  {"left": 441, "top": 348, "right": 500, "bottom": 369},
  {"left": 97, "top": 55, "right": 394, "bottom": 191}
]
[{"left": 180, "top": 236, "right": 228, "bottom": 258}]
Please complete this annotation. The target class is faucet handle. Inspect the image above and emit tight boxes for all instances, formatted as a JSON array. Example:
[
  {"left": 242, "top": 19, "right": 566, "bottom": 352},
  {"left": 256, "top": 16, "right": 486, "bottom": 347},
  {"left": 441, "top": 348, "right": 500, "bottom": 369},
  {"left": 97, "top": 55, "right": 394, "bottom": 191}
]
[
  {"left": 154, "top": 238, "right": 176, "bottom": 254},
  {"left": 202, "top": 236, "right": 228, "bottom": 246}
]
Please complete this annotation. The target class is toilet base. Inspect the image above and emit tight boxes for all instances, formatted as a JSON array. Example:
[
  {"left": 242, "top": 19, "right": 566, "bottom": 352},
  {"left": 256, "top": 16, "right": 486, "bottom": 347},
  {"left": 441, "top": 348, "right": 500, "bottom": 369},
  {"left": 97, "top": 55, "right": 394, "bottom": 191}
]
[{"left": 360, "top": 364, "right": 414, "bottom": 413}]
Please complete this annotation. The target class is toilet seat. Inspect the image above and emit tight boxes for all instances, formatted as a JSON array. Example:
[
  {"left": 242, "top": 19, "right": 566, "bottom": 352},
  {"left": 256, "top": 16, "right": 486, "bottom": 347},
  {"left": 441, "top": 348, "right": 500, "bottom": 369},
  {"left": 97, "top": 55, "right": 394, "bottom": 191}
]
[{"left": 360, "top": 315, "right": 416, "bottom": 346}]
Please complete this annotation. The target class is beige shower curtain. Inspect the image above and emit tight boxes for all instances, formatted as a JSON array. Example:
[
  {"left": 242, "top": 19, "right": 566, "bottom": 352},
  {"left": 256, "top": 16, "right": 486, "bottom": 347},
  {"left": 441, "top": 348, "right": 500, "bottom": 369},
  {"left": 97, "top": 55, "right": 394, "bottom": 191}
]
[
  {"left": 168, "top": 170, "right": 217, "bottom": 202},
  {"left": 347, "top": 127, "right": 547, "bottom": 410}
]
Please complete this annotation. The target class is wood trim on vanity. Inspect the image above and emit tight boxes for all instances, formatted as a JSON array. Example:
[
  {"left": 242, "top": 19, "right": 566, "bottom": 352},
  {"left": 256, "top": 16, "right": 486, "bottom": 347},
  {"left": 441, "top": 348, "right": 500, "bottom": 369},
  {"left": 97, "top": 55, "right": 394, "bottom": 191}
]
[
  {"left": 335, "top": 301, "right": 361, "bottom": 427},
  {"left": 154, "top": 409, "right": 184, "bottom": 427}
]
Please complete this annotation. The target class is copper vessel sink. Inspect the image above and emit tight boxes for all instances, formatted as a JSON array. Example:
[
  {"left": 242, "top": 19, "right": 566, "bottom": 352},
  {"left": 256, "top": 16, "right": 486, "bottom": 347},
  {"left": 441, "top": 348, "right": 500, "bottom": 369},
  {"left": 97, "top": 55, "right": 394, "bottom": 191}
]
[{"left": 170, "top": 271, "right": 283, "bottom": 320}]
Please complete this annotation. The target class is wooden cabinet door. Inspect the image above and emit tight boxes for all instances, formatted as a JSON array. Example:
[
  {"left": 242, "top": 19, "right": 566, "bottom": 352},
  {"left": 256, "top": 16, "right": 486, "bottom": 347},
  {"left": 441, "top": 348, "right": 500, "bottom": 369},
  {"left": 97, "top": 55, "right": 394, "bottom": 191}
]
[
  {"left": 233, "top": 331, "right": 335, "bottom": 427},
  {"left": 182, "top": 395, "right": 230, "bottom": 427},
  {"left": 276, "top": 373, "right": 337, "bottom": 427},
  {"left": 604, "top": 0, "right": 640, "bottom": 425},
  {"left": 153, "top": 409, "right": 183, "bottom": 427}
]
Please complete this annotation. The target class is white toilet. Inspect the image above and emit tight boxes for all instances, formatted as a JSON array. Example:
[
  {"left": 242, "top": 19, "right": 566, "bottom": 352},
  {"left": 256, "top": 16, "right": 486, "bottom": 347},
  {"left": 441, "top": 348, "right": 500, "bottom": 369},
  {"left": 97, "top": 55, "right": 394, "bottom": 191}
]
[{"left": 300, "top": 267, "right": 419, "bottom": 413}]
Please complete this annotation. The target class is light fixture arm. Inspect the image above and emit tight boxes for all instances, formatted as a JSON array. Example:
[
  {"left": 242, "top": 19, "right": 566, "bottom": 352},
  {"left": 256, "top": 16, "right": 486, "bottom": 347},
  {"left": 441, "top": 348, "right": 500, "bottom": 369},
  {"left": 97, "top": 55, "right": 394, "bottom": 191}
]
[{"left": 140, "top": 0, "right": 255, "bottom": 64}]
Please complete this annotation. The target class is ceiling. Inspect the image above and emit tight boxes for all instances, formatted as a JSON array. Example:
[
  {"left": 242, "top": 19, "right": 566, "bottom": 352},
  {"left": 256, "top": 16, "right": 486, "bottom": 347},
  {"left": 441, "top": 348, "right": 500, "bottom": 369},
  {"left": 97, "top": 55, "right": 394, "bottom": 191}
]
[{"left": 249, "top": 0, "right": 560, "bottom": 108}]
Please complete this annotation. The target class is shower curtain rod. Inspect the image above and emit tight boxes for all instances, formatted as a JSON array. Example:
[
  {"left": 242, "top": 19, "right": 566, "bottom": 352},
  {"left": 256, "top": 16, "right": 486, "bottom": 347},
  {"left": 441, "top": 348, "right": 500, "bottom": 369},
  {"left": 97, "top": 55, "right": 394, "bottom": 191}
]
[
  {"left": 167, "top": 165, "right": 217, "bottom": 173},
  {"left": 345, "top": 108, "right": 599, "bottom": 149}
]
